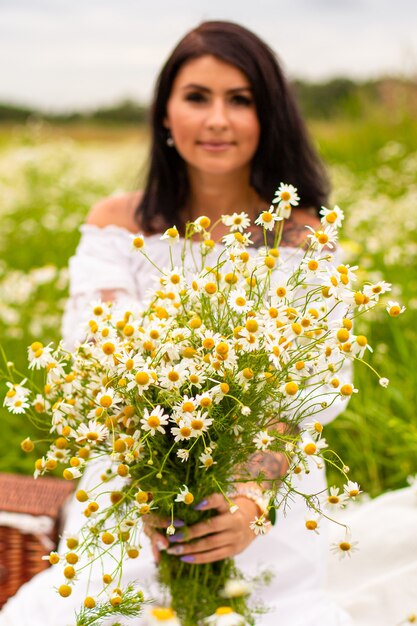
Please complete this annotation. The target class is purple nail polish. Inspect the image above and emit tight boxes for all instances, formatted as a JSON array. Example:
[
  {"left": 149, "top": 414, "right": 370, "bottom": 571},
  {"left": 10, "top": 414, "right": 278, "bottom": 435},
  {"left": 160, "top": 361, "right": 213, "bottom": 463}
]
[
  {"left": 180, "top": 555, "right": 195, "bottom": 563},
  {"left": 167, "top": 545, "right": 184, "bottom": 555},
  {"left": 194, "top": 499, "right": 208, "bottom": 510},
  {"left": 174, "top": 519, "right": 185, "bottom": 527},
  {"left": 168, "top": 532, "right": 184, "bottom": 543}
]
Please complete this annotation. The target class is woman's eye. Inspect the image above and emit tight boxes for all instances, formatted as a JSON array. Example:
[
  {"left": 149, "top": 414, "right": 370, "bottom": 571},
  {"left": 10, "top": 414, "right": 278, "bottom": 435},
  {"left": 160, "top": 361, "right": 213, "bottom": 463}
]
[
  {"left": 230, "top": 94, "right": 253, "bottom": 106},
  {"left": 184, "top": 92, "right": 206, "bottom": 103}
]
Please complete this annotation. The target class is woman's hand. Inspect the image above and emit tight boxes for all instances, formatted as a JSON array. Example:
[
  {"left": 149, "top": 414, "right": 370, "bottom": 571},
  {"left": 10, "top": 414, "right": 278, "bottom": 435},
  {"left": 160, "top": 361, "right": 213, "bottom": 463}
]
[{"left": 142, "top": 493, "right": 261, "bottom": 564}]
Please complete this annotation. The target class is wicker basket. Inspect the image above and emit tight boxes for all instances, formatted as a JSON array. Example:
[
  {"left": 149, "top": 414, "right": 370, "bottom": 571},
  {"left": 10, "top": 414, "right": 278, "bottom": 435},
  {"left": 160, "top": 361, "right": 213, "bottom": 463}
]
[{"left": 0, "top": 472, "right": 74, "bottom": 607}]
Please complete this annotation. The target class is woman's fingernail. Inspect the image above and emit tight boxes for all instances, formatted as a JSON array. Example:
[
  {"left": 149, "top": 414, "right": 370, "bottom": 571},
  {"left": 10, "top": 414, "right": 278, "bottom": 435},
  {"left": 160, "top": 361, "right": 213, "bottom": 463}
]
[
  {"left": 168, "top": 532, "right": 184, "bottom": 543},
  {"left": 156, "top": 540, "right": 167, "bottom": 551},
  {"left": 174, "top": 519, "right": 185, "bottom": 527},
  {"left": 166, "top": 545, "right": 184, "bottom": 555},
  {"left": 180, "top": 555, "right": 195, "bottom": 563},
  {"left": 194, "top": 499, "right": 208, "bottom": 510}
]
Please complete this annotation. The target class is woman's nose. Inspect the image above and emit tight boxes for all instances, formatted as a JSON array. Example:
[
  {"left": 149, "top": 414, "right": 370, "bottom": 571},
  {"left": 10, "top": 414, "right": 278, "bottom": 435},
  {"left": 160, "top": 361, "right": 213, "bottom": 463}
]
[{"left": 205, "top": 99, "right": 229, "bottom": 131}]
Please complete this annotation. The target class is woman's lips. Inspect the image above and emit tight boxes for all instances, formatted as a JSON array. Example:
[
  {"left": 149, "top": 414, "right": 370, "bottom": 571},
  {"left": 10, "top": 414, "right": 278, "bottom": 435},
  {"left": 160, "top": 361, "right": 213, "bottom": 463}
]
[{"left": 197, "top": 141, "right": 235, "bottom": 152}]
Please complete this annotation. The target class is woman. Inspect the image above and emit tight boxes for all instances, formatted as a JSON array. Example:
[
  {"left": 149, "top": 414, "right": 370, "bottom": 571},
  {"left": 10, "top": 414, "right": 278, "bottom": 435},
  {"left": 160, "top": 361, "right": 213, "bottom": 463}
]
[{"left": 0, "top": 21, "right": 353, "bottom": 626}]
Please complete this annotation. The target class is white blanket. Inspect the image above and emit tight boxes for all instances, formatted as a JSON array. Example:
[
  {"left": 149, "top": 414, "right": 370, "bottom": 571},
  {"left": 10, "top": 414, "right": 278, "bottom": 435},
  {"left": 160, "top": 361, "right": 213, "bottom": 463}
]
[{"left": 327, "top": 485, "right": 417, "bottom": 625}]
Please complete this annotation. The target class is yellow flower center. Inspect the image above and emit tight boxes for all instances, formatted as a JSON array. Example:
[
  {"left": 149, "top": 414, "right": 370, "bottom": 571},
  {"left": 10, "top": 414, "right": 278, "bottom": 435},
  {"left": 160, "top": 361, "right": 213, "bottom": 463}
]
[
  {"left": 285, "top": 381, "right": 299, "bottom": 395},
  {"left": 147, "top": 416, "right": 160, "bottom": 428},
  {"left": 245, "top": 319, "right": 258, "bottom": 332},
  {"left": 168, "top": 371, "right": 180, "bottom": 382},
  {"left": 205, "top": 282, "right": 217, "bottom": 294},
  {"left": 305, "top": 520, "right": 318, "bottom": 530},
  {"left": 136, "top": 372, "right": 150, "bottom": 385},
  {"left": 327, "top": 495, "right": 340, "bottom": 504},
  {"left": 151, "top": 607, "right": 176, "bottom": 620},
  {"left": 242, "top": 367, "right": 254, "bottom": 380},
  {"left": 216, "top": 342, "right": 229, "bottom": 355},
  {"left": 339, "top": 541, "right": 351, "bottom": 551},
  {"left": 102, "top": 342, "right": 115, "bottom": 355},
  {"left": 304, "top": 443, "right": 317, "bottom": 455},
  {"left": 100, "top": 395, "right": 112, "bottom": 408},
  {"left": 180, "top": 426, "right": 192, "bottom": 437},
  {"left": 216, "top": 607, "right": 234, "bottom": 615},
  {"left": 184, "top": 493, "right": 194, "bottom": 504},
  {"left": 340, "top": 384, "right": 353, "bottom": 396},
  {"left": 191, "top": 419, "right": 204, "bottom": 430},
  {"left": 325, "top": 211, "right": 337, "bottom": 223},
  {"left": 166, "top": 227, "right": 179, "bottom": 238},
  {"left": 316, "top": 231, "right": 329, "bottom": 244}
]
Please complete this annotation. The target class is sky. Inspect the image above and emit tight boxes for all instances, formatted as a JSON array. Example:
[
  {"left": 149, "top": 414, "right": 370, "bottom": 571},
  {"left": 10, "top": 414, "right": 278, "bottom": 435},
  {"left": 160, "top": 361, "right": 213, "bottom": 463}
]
[{"left": 1, "top": 0, "right": 416, "bottom": 112}]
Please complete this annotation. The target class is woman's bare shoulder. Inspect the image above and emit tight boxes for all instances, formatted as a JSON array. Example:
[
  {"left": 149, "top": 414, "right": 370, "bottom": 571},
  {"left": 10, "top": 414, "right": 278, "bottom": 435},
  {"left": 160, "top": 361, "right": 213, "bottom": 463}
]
[{"left": 86, "top": 191, "right": 143, "bottom": 233}]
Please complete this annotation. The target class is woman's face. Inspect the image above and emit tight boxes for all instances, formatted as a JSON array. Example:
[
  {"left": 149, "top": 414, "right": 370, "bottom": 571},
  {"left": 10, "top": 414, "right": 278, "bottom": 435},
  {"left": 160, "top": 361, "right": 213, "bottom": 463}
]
[{"left": 164, "top": 55, "right": 260, "bottom": 178}]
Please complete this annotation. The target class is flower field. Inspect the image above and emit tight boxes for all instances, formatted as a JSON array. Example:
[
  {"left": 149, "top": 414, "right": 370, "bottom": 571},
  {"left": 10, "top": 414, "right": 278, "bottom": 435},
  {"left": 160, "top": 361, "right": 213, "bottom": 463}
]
[{"left": 1, "top": 116, "right": 416, "bottom": 495}]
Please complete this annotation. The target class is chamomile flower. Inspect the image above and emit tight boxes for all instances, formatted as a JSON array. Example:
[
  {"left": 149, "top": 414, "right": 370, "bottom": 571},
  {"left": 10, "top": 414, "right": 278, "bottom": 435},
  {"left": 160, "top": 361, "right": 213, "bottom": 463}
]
[
  {"left": 222, "top": 231, "right": 253, "bottom": 249},
  {"left": 249, "top": 516, "right": 271, "bottom": 536},
  {"left": 363, "top": 280, "right": 392, "bottom": 298},
  {"left": 320, "top": 205, "right": 344, "bottom": 228},
  {"left": 386, "top": 300, "right": 406, "bottom": 317},
  {"left": 228, "top": 289, "right": 254, "bottom": 314},
  {"left": 301, "top": 437, "right": 328, "bottom": 458},
  {"left": 306, "top": 225, "right": 338, "bottom": 252},
  {"left": 199, "top": 450, "right": 216, "bottom": 469},
  {"left": 344, "top": 480, "right": 362, "bottom": 498},
  {"left": 175, "top": 485, "right": 194, "bottom": 505},
  {"left": 160, "top": 226, "right": 180, "bottom": 245},
  {"left": 254, "top": 209, "right": 280, "bottom": 231},
  {"left": 325, "top": 486, "right": 348, "bottom": 509},
  {"left": 131, "top": 233, "right": 146, "bottom": 251},
  {"left": 159, "top": 362, "right": 190, "bottom": 390},
  {"left": 76, "top": 420, "right": 109, "bottom": 444},
  {"left": 253, "top": 430, "right": 273, "bottom": 451},
  {"left": 221, "top": 579, "right": 252, "bottom": 598},
  {"left": 5, "top": 395, "right": 30, "bottom": 414},
  {"left": 221, "top": 212, "right": 251, "bottom": 232},
  {"left": 126, "top": 366, "right": 155, "bottom": 393},
  {"left": 160, "top": 267, "right": 186, "bottom": 292},
  {"left": 147, "top": 606, "right": 181, "bottom": 626},
  {"left": 330, "top": 535, "right": 359, "bottom": 560},
  {"left": 140, "top": 406, "right": 169, "bottom": 436},
  {"left": 272, "top": 183, "right": 300, "bottom": 209},
  {"left": 305, "top": 516, "right": 320, "bottom": 534},
  {"left": 190, "top": 410, "right": 213, "bottom": 436},
  {"left": 96, "top": 387, "right": 121, "bottom": 410},
  {"left": 204, "top": 607, "right": 249, "bottom": 625},
  {"left": 177, "top": 449, "right": 190, "bottom": 462},
  {"left": 27, "top": 341, "right": 54, "bottom": 369},
  {"left": 171, "top": 419, "right": 193, "bottom": 442}
]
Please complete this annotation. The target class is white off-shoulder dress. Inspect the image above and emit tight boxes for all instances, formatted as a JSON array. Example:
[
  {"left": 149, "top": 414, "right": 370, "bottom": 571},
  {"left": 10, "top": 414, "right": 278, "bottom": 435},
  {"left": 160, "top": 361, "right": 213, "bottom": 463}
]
[{"left": 1, "top": 225, "right": 356, "bottom": 626}]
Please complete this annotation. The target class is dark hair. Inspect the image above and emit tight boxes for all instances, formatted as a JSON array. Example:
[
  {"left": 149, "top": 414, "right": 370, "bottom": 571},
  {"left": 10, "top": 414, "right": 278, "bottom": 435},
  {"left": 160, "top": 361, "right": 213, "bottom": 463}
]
[{"left": 137, "top": 20, "right": 329, "bottom": 233}]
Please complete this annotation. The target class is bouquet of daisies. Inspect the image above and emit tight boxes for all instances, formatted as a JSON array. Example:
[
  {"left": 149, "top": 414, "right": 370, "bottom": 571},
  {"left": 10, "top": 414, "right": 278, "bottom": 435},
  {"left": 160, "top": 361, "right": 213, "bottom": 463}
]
[{"left": 3, "top": 184, "right": 403, "bottom": 626}]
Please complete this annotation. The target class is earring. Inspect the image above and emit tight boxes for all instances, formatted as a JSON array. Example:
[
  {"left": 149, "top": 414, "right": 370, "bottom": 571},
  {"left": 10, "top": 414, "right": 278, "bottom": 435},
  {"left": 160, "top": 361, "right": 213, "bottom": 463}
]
[{"left": 166, "top": 130, "right": 175, "bottom": 147}]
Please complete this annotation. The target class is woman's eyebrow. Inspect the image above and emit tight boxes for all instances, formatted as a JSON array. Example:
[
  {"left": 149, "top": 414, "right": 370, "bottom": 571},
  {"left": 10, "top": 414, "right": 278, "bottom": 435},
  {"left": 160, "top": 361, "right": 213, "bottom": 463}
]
[{"left": 181, "top": 83, "right": 252, "bottom": 94}]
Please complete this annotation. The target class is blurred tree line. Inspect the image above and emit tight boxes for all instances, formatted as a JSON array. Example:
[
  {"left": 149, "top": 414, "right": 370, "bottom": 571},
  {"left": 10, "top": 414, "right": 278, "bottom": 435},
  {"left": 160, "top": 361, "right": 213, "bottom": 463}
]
[{"left": 0, "top": 77, "right": 416, "bottom": 124}]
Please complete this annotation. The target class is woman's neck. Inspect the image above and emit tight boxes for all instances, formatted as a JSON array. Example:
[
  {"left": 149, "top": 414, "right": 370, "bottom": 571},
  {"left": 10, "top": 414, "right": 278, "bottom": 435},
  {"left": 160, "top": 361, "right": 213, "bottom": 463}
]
[{"left": 185, "top": 167, "right": 266, "bottom": 223}]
